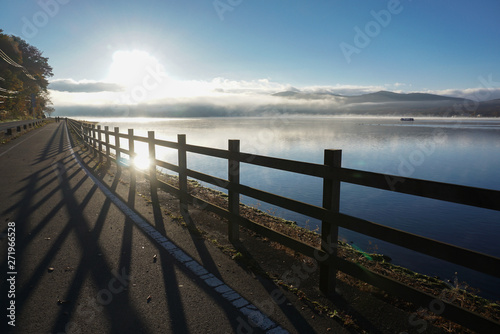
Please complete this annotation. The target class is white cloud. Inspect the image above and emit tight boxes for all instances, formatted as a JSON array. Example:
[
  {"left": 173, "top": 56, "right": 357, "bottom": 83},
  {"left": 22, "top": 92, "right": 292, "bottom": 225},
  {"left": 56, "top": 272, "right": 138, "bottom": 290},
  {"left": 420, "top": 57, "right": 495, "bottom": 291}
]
[
  {"left": 49, "top": 74, "right": 500, "bottom": 113},
  {"left": 300, "top": 84, "right": 388, "bottom": 96},
  {"left": 49, "top": 76, "right": 293, "bottom": 106},
  {"left": 209, "top": 77, "right": 291, "bottom": 94},
  {"left": 49, "top": 90, "right": 124, "bottom": 106}
]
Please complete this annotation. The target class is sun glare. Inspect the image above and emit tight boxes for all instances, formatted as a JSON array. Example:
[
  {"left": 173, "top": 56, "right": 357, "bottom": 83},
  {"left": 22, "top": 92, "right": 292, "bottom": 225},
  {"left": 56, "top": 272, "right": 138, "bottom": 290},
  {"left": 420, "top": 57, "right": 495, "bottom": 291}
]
[
  {"left": 106, "top": 50, "right": 164, "bottom": 89},
  {"left": 133, "top": 154, "right": 151, "bottom": 170},
  {"left": 104, "top": 49, "right": 215, "bottom": 104}
]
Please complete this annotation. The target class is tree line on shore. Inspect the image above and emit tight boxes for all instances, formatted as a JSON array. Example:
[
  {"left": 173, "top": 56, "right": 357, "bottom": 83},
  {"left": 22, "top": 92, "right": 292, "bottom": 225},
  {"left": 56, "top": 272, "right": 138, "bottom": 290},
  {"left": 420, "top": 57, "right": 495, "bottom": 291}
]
[{"left": 0, "top": 30, "right": 53, "bottom": 120}]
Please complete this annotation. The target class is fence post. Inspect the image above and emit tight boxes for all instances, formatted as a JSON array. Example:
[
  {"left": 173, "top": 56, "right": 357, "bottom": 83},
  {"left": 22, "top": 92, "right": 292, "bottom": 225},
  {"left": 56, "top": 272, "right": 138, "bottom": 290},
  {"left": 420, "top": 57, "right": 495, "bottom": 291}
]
[
  {"left": 97, "top": 125, "right": 103, "bottom": 163},
  {"left": 79, "top": 122, "right": 84, "bottom": 142},
  {"left": 178, "top": 134, "right": 188, "bottom": 215},
  {"left": 85, "top": 123, "right": 89, "bottom": 145},
  {"left": 319, "top": 149, "right": 342, "bottom": 297},
  {"left": 82, "top": 123, "right": 87, "bottom": 144},
  {"left": 105, "top": 126, "right": 110, "bottom": 167},
  {"left": 148, "top": 131, "right": 159, "bottom": 203},
  {"left": 82, "top": 123, "right": 87, "bottom": 145},
  {"left": 114, "top": 127, "right": 121, "bottom": 172},
  {"left": 228, "top": 139, "right": 240, "bottom": 243},
  {"left": 128, "top": 129, "right": 136, "bottom": 191},
  {"left": 92, "top": 124, "right": 97, "bottom": 157}
]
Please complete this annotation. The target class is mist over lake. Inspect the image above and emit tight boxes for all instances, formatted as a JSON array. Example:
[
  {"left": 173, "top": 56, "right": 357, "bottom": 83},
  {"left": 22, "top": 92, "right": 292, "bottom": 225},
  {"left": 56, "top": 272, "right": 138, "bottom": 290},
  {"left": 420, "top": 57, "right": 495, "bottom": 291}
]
[{"left": 86, "top": 115, "right": 500, "bottom": 300}]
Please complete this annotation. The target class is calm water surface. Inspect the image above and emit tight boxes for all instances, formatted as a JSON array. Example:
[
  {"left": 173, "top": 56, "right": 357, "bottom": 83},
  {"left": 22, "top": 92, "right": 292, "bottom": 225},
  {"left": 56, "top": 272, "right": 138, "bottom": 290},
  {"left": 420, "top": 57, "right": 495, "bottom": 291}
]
[{"left": 88, "top": 116, "right": 500, "bottom": 299}]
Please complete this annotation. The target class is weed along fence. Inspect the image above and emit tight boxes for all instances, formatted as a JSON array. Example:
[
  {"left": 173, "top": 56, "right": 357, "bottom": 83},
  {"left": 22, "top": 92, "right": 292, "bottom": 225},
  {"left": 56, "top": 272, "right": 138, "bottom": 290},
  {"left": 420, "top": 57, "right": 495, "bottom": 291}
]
[{"left": 67, "top": 118, "right": 500, "bottom": 332}]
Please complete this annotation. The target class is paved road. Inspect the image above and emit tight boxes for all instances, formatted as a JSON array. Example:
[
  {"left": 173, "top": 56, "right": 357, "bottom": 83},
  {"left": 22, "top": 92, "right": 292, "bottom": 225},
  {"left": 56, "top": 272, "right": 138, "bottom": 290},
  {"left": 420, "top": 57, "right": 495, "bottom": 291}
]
[{"left": 0, "top": 121, "right": 342, "bottom": 333}]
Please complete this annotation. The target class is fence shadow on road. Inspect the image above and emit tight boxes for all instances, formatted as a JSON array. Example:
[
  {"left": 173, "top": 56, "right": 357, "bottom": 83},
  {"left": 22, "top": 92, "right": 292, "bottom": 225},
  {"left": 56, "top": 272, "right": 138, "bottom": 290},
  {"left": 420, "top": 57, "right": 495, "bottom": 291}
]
[
  {"left": 65, "top": 121, "right": 329, "bottom": 333},
  {"left": 64, "top": 124, "right": 265, "bottom": 332},
  {"left": 1, "top": 122, "right": 152, "bottom": 333}
]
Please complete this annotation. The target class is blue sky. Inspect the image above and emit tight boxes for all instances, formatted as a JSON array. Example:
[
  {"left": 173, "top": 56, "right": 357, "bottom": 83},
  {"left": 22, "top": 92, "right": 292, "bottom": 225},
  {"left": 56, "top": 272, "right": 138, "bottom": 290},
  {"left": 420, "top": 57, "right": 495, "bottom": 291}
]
[{"left": 2, "top": 0, "right": 500, "bottom": 109}]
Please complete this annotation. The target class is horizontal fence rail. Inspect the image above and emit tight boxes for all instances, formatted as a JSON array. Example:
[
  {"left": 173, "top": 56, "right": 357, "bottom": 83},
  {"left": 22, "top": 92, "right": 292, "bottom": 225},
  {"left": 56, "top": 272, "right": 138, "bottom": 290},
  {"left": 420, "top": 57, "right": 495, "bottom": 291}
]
[{"left": 67, "top": 118, "right": 500, "bottom": 332}]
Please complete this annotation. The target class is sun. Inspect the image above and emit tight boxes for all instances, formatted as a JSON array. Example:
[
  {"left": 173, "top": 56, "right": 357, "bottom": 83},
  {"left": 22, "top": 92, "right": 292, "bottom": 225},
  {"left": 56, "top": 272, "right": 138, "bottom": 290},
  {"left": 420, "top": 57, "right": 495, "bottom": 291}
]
[
  {"left": 106, "top": 50, "right": 165, "bottom": 89},
  {"left": 105, "top": 49, "right": 213, "bottom": 103}
]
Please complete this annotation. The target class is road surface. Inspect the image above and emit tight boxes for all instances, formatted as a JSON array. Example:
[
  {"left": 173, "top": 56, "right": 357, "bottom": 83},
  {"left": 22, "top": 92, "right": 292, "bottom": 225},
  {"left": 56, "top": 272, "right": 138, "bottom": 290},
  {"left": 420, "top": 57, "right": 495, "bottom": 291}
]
[{"left": 0, "top": 121, "right": 342, "bottom": 333}]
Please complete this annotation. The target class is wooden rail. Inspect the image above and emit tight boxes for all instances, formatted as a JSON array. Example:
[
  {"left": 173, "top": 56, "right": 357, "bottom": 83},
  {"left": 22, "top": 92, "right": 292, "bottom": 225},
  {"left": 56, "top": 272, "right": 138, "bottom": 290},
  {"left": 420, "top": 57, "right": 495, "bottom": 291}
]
[{"left": 67, "top": 118, "right": 500, "bottom": 332}]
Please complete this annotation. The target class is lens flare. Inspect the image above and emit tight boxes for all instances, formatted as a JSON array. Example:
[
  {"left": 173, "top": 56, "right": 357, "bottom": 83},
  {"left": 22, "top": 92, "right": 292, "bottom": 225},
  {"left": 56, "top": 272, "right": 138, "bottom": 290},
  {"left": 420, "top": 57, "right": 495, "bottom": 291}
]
[{"left": 133, "top": 155, "right": 150, "bottom": 170}]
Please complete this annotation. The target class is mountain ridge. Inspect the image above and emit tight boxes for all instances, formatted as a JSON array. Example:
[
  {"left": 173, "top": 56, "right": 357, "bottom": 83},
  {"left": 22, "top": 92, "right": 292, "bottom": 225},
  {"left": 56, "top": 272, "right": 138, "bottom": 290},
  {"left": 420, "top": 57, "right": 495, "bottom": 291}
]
[
  {"left": 272, "top": 90, "right": 468, "bottom": 103},
  {"left": 269, "top": 90, "right": 500, "bottom": 116}
]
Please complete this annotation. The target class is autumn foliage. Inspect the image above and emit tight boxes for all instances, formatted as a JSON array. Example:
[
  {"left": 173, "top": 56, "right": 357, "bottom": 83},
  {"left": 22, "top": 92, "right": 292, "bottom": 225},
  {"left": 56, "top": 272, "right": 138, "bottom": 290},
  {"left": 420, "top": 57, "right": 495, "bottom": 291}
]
[{"left": 0, "top": 30, "right": 53, "bottom": 120}]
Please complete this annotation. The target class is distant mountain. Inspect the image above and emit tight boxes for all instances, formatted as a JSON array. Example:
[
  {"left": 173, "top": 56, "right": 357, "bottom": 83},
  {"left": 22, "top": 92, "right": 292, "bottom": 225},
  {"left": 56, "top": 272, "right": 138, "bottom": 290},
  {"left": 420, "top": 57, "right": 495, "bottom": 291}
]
[
  {"left": 476, "top": 99, "right": 500, "bottom": 117},
  {"left": 347, "top": 90, "right": 465, "bottom": 103},
  {"left": 55, "top": 91, "right": 499, "bottom": 118},
  {"left": 272, "top": 90, "right": 465, "bottom": 103},
  {"left": 271, "top": 90, "right": 488, "bottom": 116}
]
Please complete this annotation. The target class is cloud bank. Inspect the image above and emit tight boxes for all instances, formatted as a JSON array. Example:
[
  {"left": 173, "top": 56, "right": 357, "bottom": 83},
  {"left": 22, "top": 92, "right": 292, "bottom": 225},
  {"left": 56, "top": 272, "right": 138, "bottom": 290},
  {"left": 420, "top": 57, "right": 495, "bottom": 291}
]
[
  {"left": 48, "top": 76, "right": 500, "bottom": 117},
  {"left": 49, "top": 79, "right": 124, "bottom": 93}
]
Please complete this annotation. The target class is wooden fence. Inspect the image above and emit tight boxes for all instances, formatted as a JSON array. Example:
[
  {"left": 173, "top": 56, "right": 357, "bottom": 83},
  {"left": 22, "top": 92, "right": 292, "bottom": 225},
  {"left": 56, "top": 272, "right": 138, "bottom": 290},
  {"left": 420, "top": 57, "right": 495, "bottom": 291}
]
[{"left": 67, "top": 118, "right": 500, "bottom": 332}]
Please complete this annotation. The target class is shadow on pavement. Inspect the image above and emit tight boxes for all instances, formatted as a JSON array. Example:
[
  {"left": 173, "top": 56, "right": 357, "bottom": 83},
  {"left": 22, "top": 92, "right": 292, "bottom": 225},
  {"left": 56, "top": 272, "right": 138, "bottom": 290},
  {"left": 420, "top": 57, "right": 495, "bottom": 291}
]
[{"left": 1, "top": 123, "right": 150, "bottom": 333}]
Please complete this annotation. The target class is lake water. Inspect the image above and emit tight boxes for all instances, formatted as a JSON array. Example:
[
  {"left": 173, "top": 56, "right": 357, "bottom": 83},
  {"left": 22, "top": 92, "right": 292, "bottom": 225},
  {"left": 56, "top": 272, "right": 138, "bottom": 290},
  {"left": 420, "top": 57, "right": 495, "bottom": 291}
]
[{"left": 85, "top": 116, "right": 500, "bottom": 300}]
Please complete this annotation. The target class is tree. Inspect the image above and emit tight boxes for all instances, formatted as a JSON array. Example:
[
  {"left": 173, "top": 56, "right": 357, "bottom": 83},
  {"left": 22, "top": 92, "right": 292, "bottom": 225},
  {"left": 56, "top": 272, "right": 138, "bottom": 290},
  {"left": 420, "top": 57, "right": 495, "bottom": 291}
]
[
  {"left": 0, "top": 30, "right": 53, "bottom": 120},
  {"left": 1, "top": 69, "right": 25, "bottom": 119}
]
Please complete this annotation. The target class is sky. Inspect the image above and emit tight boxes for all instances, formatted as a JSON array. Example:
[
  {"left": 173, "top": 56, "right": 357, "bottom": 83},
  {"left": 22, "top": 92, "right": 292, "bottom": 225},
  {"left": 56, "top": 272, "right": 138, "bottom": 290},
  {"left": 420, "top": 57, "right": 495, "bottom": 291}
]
[{"left": 1, "top": 0, "right": 500, "bottom": 113}]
